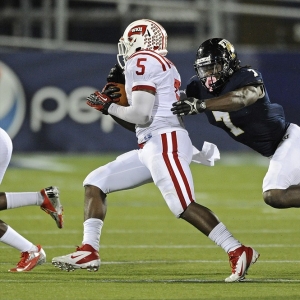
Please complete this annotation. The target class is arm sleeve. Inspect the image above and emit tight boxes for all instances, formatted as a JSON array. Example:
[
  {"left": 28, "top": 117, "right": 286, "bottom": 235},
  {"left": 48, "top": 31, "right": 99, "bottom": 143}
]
[{"left": 108, "top": 90, "right": 155, "bottom": 125}]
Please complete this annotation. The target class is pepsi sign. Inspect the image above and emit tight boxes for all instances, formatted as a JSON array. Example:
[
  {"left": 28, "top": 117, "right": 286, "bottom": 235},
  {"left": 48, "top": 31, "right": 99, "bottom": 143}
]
[{"left": 0, "top": 61, "right": 26, "bottom": 139}]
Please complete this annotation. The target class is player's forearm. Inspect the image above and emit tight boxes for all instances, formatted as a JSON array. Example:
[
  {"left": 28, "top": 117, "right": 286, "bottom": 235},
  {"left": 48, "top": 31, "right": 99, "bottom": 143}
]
[
  {"left": 205, "top": 86, "right": 261, "bottom": 112},
  {"left": 108, "top": 91, "right": 155, "bottom": 124},
  {"left": 205, "top": 91, "right": 247, "bottom": 112}
]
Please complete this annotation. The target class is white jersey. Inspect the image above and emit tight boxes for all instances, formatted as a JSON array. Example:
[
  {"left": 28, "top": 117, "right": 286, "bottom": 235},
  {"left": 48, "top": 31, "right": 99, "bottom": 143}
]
[{"left": 125, "top": 50, "right": 185, "bottom": 144}]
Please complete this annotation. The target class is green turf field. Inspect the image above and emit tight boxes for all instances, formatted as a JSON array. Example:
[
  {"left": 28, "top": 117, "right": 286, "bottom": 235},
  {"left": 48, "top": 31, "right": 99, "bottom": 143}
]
[{"left": 1, "top": 153, "right": 300, "bottom": 300}]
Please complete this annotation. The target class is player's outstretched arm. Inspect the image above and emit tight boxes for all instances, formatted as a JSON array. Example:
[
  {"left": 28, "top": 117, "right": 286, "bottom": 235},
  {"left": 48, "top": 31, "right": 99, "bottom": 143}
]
[{"left": 172, "top": 85, "right": 264, "bottom": 116}]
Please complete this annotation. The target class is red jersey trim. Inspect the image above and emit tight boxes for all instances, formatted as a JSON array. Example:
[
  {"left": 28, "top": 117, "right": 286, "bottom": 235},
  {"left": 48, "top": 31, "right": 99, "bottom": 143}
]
[
  {"left": 129, "top": 50, "right": 171, "bottom": 71},
  {"left": 132, "top": 85, "right": 156, "bottom": 92}
]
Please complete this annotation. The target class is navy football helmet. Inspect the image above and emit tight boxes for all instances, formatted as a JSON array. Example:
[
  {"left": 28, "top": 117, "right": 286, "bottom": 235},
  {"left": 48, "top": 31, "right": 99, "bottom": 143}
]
[{"left": 194, "top": 38, "right": 240, "bottom": 94}]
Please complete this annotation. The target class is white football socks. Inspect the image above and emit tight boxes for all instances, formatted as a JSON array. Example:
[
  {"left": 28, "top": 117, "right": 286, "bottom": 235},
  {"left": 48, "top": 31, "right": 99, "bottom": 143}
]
[
  {"left": 208, "top": 222, "right": 241, "bottom": 253},
  {"left": 82, "top": 218, "right": 103, "bottom": 251},
  {"left": 0, "top": 225, "right": 37, "bottom": 252},
  {"left": 5, "top": 192, "right": 42, "bottom": 209}
]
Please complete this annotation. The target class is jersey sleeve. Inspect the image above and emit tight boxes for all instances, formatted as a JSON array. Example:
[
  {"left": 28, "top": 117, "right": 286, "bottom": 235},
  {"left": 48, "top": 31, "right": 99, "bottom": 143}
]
[
  {"left": 231, "top": 67, "right": 264, "bottom": 89},
  {"left": 185, "top": 75, "right": 203, "bottom": 98}
]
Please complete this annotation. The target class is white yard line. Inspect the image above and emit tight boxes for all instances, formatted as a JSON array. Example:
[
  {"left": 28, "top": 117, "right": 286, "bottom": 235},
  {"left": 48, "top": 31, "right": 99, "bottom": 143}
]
[{"left": 0, "top": 243, "right": 300, "bottom": 249}]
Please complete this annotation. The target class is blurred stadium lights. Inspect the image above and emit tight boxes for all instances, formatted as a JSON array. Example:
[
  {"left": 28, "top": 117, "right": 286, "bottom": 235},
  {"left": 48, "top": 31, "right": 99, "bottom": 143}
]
[{"left": 0, "top": 0, "right": 300, "bottom": 53}]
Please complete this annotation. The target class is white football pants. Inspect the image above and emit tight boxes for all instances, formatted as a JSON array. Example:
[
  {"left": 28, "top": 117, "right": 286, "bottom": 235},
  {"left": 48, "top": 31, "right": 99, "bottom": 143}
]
[
  {"left": 263, "top": 123, "right": 300, "bottom": 191},
  {"left": 84, "top": 130, "right": 195, "bottom": 217}
]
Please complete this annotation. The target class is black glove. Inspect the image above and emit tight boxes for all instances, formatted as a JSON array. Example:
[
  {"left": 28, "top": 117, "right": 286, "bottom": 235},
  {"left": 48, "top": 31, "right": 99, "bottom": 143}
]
[
  {"left": 171, "top": 97, "right": 206, "bottom": 116},
  {"left": 106, "top": 64, "right": 125, "bottom": 84},
  {"left": 102, "top": 83, "right": 121, "bottom": 99}
]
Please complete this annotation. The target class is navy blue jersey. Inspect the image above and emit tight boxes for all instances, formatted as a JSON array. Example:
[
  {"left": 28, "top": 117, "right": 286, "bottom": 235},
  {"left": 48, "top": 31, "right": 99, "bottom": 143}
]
[{"left": 185, "top": 67, "right": 290, "bottom": 157}]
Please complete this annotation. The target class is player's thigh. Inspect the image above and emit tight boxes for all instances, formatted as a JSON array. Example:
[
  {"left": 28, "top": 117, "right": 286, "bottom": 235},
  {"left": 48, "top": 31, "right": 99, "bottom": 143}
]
[
  {"left": 263, "top": 124, "right": 300, "bottom": 191},
  {"left": 140, "top": 130, "right": 193, "bottom": 183},
  {"left": 140, "top": 131, "right": 195, "bottom": 216},
  {"left": 0, "top": 128, "right": 12, "bottom": 184},
  {"left": 83, "top": 150, "right": 152, "bottom": 193}
]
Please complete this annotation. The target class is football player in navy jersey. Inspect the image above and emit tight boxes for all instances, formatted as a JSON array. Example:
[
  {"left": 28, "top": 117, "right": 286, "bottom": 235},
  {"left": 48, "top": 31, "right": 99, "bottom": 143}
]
[{"left": 171, "top": 38, "right": 300, "bottom": 211}]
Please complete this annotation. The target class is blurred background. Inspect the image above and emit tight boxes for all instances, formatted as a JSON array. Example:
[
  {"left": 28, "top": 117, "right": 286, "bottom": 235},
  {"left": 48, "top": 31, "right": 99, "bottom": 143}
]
[{"left": 0, "top": 0, "right": 300, "bottom": 154}]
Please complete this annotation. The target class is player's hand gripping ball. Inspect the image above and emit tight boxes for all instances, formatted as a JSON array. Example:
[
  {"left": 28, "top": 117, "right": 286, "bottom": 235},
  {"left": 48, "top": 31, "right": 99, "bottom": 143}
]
[
  {"left": 102, "top": 82, "right": 128, "bottom": 107},
  {"left": 104, "top": 64, "right": 128, "bottom": 106}
]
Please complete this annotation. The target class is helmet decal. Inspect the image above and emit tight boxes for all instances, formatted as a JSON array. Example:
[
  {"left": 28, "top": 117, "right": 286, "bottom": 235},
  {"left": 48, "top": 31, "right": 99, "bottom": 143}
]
[
  {"left": 218, "top": 39, "right": 236, "bottom": 60},
  {"left": 128, "top": 25, "right": 148, "bottom": 38},
  {"left": 198, "top": 56, "right": 211, "bottom": 64}
]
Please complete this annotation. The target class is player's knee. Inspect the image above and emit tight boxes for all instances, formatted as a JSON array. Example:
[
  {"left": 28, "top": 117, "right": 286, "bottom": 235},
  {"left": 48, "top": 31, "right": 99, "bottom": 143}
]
[
  {"left": 84, "top": 185, "right": 106, "bottom": 201},
  {"left": 263, "top": 190, "right": 285, "bottom": 208},
  {"left": 0, "top": 220, "right": 8, "bottom": 237},
  {"left": 163, "top": 191, "right": 185, "bottom": 217}
]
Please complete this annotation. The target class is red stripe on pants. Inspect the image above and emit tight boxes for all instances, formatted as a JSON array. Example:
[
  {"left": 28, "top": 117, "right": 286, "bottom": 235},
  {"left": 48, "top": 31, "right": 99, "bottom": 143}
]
[
  {"left": 170, "top": 132, "right": 194, "bottom": 202},
  {"left": 161, "top": 132, "right": 194, "bottom": 211}
]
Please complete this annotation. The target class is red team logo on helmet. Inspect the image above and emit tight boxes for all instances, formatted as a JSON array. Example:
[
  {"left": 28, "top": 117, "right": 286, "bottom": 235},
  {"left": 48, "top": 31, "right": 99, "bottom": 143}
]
[{"left": 128, "top": 25, "right": 148, "bottom": 38}]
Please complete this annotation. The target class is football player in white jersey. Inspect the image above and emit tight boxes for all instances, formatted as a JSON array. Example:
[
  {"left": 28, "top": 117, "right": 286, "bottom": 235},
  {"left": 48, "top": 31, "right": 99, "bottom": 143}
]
[
  {"left": 0, "top": 127, "right": 63, "bottom": 272},
  {"left": 52, "top": 19, "right": 258, "bottom": 282}
]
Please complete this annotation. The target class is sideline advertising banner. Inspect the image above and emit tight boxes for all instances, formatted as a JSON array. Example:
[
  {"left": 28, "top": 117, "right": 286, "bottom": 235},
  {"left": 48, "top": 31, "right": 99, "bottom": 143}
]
[{"left": 0, "top": 51, "right": 299, "bottom": 153}]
